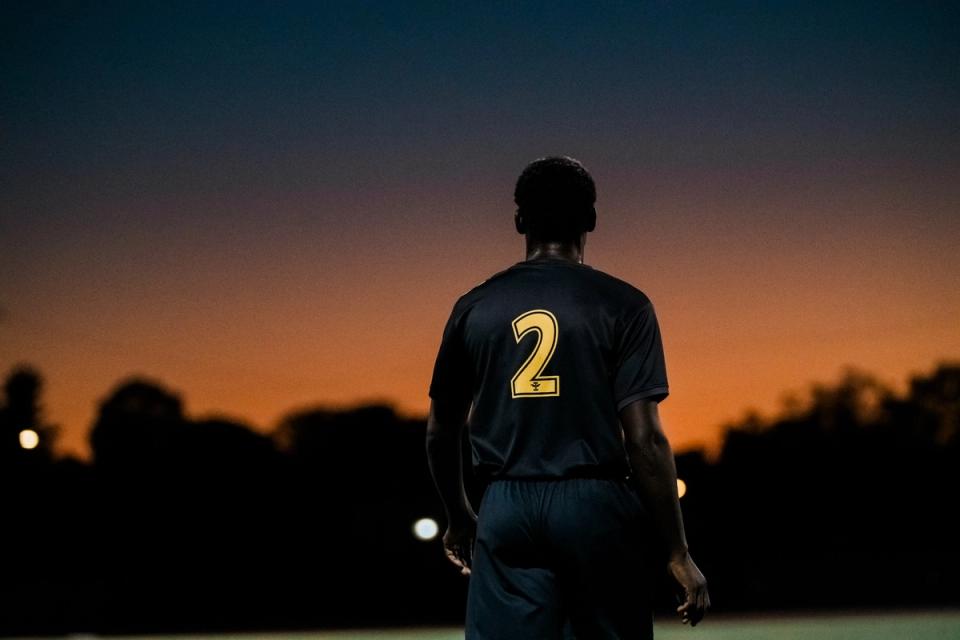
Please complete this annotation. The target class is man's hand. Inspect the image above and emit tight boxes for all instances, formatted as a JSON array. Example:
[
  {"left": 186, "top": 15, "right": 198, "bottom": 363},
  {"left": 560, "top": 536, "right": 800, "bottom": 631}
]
[
  {"left": 443, "top": 517, "right": 476, "bottom": 576},
  {"left": 668, "top": 552, "right": 710, "bottom": 626}
]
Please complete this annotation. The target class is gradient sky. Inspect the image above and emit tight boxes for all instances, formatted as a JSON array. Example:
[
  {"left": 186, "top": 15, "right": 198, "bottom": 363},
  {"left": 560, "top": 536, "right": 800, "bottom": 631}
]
[{"left": 2, "top": 1, "right": 958, "bottom": 460}]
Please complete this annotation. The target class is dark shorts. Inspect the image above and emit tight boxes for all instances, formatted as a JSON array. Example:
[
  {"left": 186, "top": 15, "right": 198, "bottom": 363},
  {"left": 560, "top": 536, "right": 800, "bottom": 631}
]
[{"left": 465, "top": 476, "right": 656, "bottom": 640}]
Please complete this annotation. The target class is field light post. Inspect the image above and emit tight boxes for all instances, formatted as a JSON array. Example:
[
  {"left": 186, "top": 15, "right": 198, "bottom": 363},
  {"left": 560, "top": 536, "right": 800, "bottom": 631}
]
[
  {"left": 19, "top": 429, "right": 39, "bottom": 450},
  {"left": 412, "top": 517, "right": 439, "bottom": 541}
]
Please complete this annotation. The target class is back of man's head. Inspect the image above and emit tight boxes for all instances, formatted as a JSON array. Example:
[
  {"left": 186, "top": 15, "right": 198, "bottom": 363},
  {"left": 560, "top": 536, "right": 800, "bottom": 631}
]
[{"left": 514, "top": 155, "right": 597, "bottom": 241}]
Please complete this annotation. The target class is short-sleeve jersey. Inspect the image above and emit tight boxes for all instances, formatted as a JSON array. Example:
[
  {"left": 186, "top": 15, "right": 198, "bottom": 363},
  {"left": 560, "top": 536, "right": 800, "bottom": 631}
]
[{"left": 428, "top": 256, "right": 669, "bottom": 481}]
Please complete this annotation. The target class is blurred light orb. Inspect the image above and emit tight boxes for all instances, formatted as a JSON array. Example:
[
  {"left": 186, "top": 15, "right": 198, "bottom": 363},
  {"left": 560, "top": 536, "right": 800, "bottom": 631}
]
[
  {"left": 413, "top": 517, "right": 439, "bottom": 541},
  {"left": 19, "top": 429, "right": 39, "bottom": 450},
  {"left": 677, "top": 478, "right": 687, "bottom": 498}
]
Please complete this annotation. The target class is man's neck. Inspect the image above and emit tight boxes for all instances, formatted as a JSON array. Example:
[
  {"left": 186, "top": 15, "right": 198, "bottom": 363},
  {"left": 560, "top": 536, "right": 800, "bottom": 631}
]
[{"left": 524, "top": 237, "right": 585, "bottom": 264}]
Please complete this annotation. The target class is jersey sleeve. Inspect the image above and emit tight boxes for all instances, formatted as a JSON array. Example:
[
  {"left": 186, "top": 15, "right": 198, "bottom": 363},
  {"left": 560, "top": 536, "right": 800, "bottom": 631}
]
[
  {"left": 613, "top": 299, "right": 669, "bottom": 410},
  {"left": 428, "top": 300, "right": 474, "bottom": 405}
]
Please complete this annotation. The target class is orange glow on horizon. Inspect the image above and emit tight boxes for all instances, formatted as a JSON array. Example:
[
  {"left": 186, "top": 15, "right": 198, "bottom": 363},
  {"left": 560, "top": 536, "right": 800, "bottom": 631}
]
[{"left": 2, "top": 184, "right": 959, "bottom": 462}]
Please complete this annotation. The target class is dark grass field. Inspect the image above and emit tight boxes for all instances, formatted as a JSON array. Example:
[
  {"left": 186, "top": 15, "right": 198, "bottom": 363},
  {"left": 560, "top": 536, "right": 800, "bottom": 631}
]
[{"left": 32, "top": 610, "right": 960, "bottom": 640}]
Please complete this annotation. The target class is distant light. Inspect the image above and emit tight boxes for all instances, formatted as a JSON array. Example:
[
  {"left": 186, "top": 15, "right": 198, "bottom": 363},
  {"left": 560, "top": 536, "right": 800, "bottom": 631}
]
[
  {"left": 19, "top": 429, "right": 39, "bottom": 450},
  {"left": 677, "top": 478, "right": 687, "bottom": 499},
  {"left": 413, "top": 517, "right": 439, "bottom": 541}
]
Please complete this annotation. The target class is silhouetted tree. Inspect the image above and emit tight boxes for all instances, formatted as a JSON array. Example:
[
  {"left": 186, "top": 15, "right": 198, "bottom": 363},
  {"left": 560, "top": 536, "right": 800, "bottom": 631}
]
[
  {"left": 89, "top": 376, "right": 187, "bottom": 473},
  {"left": 906, "top": 362, "right": 960, "bottom": 446},
  {"left": 712, "top": 361, "right": 960, "bottom": 609},
  {"left": 0, "top": 363, "right": 58, "bottom": 466},
  {"left": 273, "top": 403, "right": 464, "bottom": 625}
]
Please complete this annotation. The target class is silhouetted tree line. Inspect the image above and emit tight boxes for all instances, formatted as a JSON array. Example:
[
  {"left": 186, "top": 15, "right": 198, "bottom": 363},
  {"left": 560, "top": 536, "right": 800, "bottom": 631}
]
[
  {"left": 681, "top": 364, "right": 960, "bottom": 612},
  {"left": 0, "top": 361, "right": 957, "bottom": 635}
]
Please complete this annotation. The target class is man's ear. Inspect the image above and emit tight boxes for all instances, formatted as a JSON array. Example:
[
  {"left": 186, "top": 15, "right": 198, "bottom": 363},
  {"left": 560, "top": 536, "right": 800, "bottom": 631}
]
[
  {"left": 514, "top": 209, "right": 526, "bottom": 234},
  {"left": 584, "top": 206, "right": 596, "bottom": 232}
]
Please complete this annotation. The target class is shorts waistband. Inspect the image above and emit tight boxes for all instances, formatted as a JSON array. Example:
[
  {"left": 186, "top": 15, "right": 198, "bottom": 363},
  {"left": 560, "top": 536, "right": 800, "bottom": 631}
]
[{"left": 486, "top": 468, "right": 632, "bottom": 483}]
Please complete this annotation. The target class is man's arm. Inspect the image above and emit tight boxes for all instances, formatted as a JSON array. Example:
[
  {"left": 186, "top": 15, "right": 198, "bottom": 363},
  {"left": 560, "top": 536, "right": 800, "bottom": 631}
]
[
  {"left": 620, "top": 398, "right": 710, "bottom": 626},
  {"left": 426, "top": 395, "right": 475, "bottom": 575}
]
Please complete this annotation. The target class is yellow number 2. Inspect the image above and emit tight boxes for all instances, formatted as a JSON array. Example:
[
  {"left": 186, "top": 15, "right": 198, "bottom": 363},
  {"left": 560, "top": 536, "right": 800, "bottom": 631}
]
[{"left": 510, "top": 309, "right": 560, "bottom": 398}]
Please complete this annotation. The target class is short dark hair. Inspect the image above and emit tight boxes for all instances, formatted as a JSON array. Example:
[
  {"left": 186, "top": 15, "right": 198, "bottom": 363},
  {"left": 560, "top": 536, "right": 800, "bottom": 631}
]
[{"left": 514, "top": 155, "right": 596, "bottom": 240}]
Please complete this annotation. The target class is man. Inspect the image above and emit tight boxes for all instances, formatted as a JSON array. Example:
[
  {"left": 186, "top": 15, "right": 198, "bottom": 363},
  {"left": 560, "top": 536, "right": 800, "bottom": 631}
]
[{"left": 426, "top": 156, "right": 709, "bottom": 639}]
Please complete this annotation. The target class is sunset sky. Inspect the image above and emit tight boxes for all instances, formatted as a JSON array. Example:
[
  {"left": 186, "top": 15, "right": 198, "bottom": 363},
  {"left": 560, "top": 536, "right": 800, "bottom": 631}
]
[{"left": 2, "top": 1, "right": 958, "bottom": 460}]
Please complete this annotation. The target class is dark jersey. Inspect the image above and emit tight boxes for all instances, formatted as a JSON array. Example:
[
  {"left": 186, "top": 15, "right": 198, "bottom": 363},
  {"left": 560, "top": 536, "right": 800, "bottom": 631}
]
[{"left": 428, "top": 256, "right": 669, "bottom": 481}]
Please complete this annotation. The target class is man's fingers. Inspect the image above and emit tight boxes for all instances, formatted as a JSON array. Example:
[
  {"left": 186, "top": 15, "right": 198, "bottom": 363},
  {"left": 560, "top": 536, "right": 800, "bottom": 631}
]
[
  {"left": 458, "top": 546, "right": 472, "bottom": 575},
  {"left": 686, "top": 590, "right": 707, "bottom": 626},
  {"left": 676, "top": 596, "right": 691, "bottom": 624},
  {"left": 445, "top": 539, "right": 474, "bottom": 577},
  {"left": 457, "top": 546, "right": 470, "bottom": 569},
  {"left": 445, "top": 547, "right": 464, "bottom": 569},
  {"left": 691, "top": 610, "right": 704, "bottom": 626},
  {"left": 689, "top": 605, "right": 703, "bottom": 626},
  {"left": 677, "top": 589, "right": 709, "bottom": 626}
]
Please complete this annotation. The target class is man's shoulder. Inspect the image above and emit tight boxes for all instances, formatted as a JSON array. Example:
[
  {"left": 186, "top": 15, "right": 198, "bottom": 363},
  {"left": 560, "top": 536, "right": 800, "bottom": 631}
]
[
  {"left": 442, "top": 273, "right": 499, "bottom": 324},
  {"left": 585, "top": 265, "right": 652, "bottom": 303},
  {"left": 450, "top": 264, "right": 521, "bottom": 305}
]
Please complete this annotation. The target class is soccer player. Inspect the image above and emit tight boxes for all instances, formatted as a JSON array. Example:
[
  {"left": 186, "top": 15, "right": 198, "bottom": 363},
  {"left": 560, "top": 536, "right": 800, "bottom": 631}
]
[{"left": 425, "top": 156, "right": 709, "bottom": 639}]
